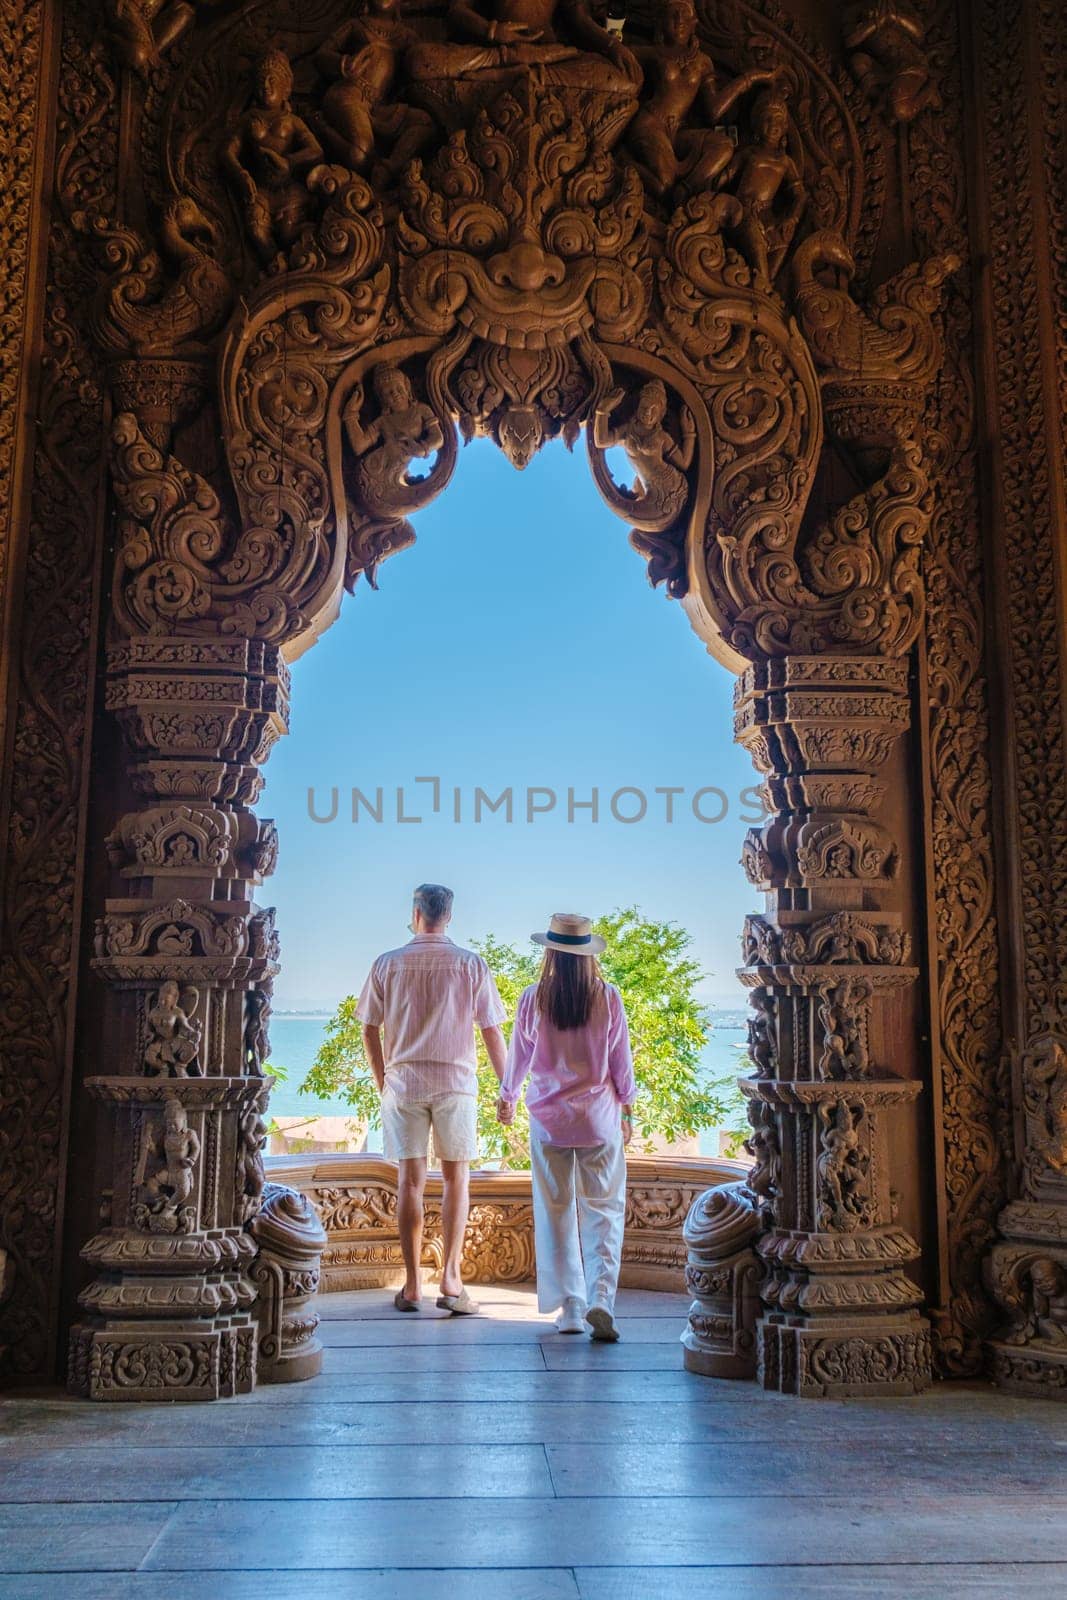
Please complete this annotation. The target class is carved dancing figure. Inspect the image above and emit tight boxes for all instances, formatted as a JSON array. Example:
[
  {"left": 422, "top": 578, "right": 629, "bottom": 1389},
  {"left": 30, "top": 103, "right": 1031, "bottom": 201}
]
[
  {"left": 593, "top": 380, "right": 695, "bottom": 525},
  {"left": 315, "top": 1, "right": 434, "bottom": 178},
  {"left": 137, "top": 1098, "right": 201, "bottom": 1219},
  {"left": 722, "top": 90, "right": 805, "bottom": 290},
  {"left": 236, "top": 1103, "right": 269, "bottom": 1222},
  {"left": 745, "top": 1100, "right": 780, "bottom": 1211},
  {"left": 244, "top": 984, "right": 273, "bottom": 1076},
  {"left": 816, "top": 1101, "right": 870, "bottom": 1230},
  {"left": 817, "top": 982, "right": 870, "bottom": 1080},
  {"left": 407, "top": 0, "right": 641, "bottom": 93},
  {"left": 223, "top": 48, "right": 324, "bottom": 261},
  {"left": 844, "top": 2, "right": 941, "bottom": 125},
  {"left": 625, "top": 0, "right": 778, "bottom": 199},
  {"left": 144, "top": 980, "right": 201, "bottom": 1077},
  {"left": 747, "top": 990, "right": 776, "bottom": 1078},
  {"left": 344, "top": 366, "right": 446, "bottom": 509}
]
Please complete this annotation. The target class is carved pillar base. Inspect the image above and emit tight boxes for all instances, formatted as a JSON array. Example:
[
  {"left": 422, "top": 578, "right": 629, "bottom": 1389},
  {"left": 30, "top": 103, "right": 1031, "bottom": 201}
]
[
  {"left": 759, "top": 1315, "right": 932, "bottom": 1398},
  {"left": 681, "top": 1181, "right": 761, "bottom": 1378},
  {"left": 68, "top": 1077, "right": 267, "bottom": 1401},
  {"left": 734, "top": 656, "right": 932, "bottom": 1397},
  {"left": 986, "top": 1022, "right": 1067, "bottom": 1397},
  {"left": 251, "top": 1183, "right": 327, "bottom": 1384}
]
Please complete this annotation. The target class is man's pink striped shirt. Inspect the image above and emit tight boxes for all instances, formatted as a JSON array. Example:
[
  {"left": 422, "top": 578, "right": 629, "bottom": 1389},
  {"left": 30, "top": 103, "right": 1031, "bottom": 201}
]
[{"left": 358, "top": 933, "right": 506, "bottom": 1102}]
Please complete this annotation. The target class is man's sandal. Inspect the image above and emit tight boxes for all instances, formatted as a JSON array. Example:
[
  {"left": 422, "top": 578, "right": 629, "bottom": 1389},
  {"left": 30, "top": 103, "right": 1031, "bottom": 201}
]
[
  {"left": 394, "top": 1290, "right": 421, "bottom": 1313},
  {"left": 435, "top": 1288, "right": 480, "bottom": 1316}
]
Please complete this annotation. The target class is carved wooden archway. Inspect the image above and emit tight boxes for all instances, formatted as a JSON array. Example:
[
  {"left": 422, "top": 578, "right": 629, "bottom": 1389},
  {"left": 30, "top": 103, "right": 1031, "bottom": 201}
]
[{"left": 64, "top": 0, "right": 956, "bottom": 1399}]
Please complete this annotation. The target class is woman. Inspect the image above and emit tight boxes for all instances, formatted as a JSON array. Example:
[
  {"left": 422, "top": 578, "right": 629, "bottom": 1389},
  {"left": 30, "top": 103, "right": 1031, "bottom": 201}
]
[{"left": 497, "top": 913, "right": 636, "bottom": 1340}]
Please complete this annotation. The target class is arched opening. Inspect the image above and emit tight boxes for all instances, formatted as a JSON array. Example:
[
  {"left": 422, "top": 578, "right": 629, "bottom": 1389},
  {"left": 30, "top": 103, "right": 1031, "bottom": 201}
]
[
  {"left": 58, "top": 2, "right": 952, "bottom": 1405},
  {"left": 259, "top": 430, "right": 755, "bottom": 1296}
]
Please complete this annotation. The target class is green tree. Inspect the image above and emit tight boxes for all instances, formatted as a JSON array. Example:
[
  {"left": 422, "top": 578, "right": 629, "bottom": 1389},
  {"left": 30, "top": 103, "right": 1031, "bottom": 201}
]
[
  {"left": 704, "top": 1053, "right": 753, "bottom": 1158},
  {"left": 298, "top": 907, "right": 738, "bottom": 1168}
]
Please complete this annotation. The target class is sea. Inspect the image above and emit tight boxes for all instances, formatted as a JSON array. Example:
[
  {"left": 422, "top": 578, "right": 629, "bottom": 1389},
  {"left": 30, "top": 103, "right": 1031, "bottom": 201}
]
[{"left": 266, "top": 1009, "right": 751, "bottom": 1158}]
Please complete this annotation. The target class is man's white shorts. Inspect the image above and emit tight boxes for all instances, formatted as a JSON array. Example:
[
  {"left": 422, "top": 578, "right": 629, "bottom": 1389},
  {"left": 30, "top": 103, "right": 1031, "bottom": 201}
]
[{"left": 381, "top": 1085, "right": 478, "bottom": 1163}]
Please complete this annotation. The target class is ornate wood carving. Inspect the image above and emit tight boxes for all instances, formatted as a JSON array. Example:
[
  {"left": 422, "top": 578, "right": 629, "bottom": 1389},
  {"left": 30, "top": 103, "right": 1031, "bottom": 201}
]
[
  {"left": 968, "top": 0, "right": 1067, "bottom": 1398},
  {"left": 733, "top": 655, "right": 931, "bottom": 1395},
  {"left": 1, "top": 0, "right": 1030, "bottom": 1399},
  {"left": 905, "top": 0, "right": 1008, "bottom": 1378},
  {"left": 0, "top": 0, "right": 116, "bottom": 1384},
  {"left": 250, "top": 1181, "right": 328, "bottom": 1383},
  {"left": 682, "top": 1179, "right": 762, "bottom": 1378},
  {"left": 47, "top": 0, "right": 952, "bottom": 1399}
]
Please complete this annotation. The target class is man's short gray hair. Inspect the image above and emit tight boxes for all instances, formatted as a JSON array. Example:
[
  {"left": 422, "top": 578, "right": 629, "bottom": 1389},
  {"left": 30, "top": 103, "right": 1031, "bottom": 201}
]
[{"left": 413, "top": 883, "right": 453, "bottom": 927}]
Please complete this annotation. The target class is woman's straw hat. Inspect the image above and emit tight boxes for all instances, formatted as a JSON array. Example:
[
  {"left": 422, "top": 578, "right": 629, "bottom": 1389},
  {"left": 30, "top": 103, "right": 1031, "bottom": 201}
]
[{"left": 532, "top": 912, "right": 606, "bottom": 957}]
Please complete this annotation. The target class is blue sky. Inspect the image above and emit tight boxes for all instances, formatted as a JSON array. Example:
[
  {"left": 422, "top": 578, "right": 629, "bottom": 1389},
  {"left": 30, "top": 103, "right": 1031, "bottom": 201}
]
[{"left": 260, "top": 437, "right": 758, "bottom": 1011}]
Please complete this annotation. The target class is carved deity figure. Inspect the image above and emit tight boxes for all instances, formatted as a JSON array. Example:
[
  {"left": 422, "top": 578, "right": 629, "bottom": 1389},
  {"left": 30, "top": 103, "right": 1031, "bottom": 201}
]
[
  {"left": 816, "top": 1101, "right": 870, "bottom": 1231},
  {"left": 845, "top": 2, "right": 941, "bottom": 125},
  {"left": 244, "top": 984, "right": 273, "bottom": 1077},
  {"left": 344, "top": 366, "right": 446, "bottom": 510},
  {"left": 236, "top": 1103, "right": 269, "bottom": 1222},
  {"left": 1023, "top": 1032, "right": 1067, "bottom": 1178},
  {"left": 1027, "top": 1260, "right": 1067, "bottom": 1347},
  {"left": 593, "top": 380, "right": 695, "bottom": 525},
  {"left": 817, "top": 982, "right": 871, "bottom": 1081},
  {"left": 144, "top": 980, "right": 201, "bottom": 1077},
  {"left": 223, "top": 48, "right": 324, "bottom": 261},
  {"left": 1004, "top": 1258, "right": 1067, "bottom": 1349},
  {"left": 747, "top": 989, "right": 777, "bottom": 1078},
  {"left": 744, "top": 1099, "right": 780, "bottom": 1220},
  {"left": 723, "top": 90, "right": 805, "bottom": 290},
  {"left": 136, "top": 1099, "right": 201, "bottom": 1222},
  {"left": 407, "top": 0, "right": 641, "bottom": 93},
  {"left": 315, "top": 1, "right": 435, "bottom": 177},
  {"left": 624, "top": 0, "right": 779, "bottom": 199}
]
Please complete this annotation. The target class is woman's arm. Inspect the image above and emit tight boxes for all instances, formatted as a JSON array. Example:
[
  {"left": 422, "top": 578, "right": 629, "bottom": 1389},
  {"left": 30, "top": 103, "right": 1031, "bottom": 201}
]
[
  {"left": 496, "top": 989, "right": 533, "bottom": 1123},
  {"left": 607, "top": 986, "right": 638, "bottom": 1108}
]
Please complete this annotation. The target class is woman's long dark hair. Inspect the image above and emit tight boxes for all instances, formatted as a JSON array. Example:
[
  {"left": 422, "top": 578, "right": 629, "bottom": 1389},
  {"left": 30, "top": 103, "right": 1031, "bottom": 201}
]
[{"left": 535, "top": 949, "right": 606, "bottom": 1031}]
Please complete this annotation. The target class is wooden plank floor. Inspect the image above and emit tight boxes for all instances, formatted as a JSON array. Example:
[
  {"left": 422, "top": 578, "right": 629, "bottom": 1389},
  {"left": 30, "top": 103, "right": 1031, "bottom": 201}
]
[{"left": 2, "top": 1284, "right": 1067, "bottom": 1597}]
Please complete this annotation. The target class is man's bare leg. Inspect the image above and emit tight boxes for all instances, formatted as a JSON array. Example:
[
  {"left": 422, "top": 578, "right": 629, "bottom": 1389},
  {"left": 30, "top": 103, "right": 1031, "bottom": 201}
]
[
  {"left": 439, "top": 1158, "right": 470, "bottom": 1298},
  {"left": 397, "top": 1156, "right": 427, "bottom": 1303}
]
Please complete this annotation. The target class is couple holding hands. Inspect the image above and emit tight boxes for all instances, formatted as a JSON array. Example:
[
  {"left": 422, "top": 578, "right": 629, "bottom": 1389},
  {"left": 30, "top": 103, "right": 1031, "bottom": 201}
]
[{"left": 359, "top": 883, "right": 636, "bottom": 1340}]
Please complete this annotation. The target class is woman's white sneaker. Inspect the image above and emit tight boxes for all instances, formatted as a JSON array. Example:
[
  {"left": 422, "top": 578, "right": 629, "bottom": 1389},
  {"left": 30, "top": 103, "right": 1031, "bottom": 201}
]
[
  {"left": 556, "top": 1297, "right": 586, "bottom": 1334},
  {"left": 586, "top": 1304, "right": 620, "bottom": 1342}
]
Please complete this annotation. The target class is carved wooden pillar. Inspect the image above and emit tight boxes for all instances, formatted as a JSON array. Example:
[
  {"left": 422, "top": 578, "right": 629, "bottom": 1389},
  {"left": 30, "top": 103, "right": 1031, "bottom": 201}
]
[
  {"left": 987, "top": 1023, "right": 1067, "bottom": 1395},
  {"left": 733, "top": 655, "right": 930, "bottom": 1396},
  {"left": 68, "top": 636, "right": 287, "bottom": 1400}
]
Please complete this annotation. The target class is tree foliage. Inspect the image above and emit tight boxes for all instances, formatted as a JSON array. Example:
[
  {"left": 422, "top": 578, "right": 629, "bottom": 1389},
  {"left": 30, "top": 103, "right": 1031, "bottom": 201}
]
[{"left": 297, "top": 907, "right": 739, "bottom": 1169}]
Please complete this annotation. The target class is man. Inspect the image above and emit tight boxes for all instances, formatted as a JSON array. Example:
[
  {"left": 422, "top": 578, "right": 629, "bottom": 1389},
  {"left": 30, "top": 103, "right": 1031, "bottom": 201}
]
[{"left": 360, "top": 884, "right": 507, "bottom": 1315}]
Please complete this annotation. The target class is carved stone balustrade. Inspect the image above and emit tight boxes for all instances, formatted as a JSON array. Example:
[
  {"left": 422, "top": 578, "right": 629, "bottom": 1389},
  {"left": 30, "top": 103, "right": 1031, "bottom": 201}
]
[
  {"left": 251, "top": 1183, "right": 328, "bottom": 1384},
  {"left": 267, "top": 1153, "right": 743, "bottom": 1294},
  {"left": 730, "top": 655, "right": 931, "bottom": 1396}
]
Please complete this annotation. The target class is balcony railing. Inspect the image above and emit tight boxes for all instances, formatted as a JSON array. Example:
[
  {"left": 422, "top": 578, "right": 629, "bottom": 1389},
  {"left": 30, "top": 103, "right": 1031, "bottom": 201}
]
[{"left": 266, "top": 1151, "right": 745, "bottom": 1293}]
